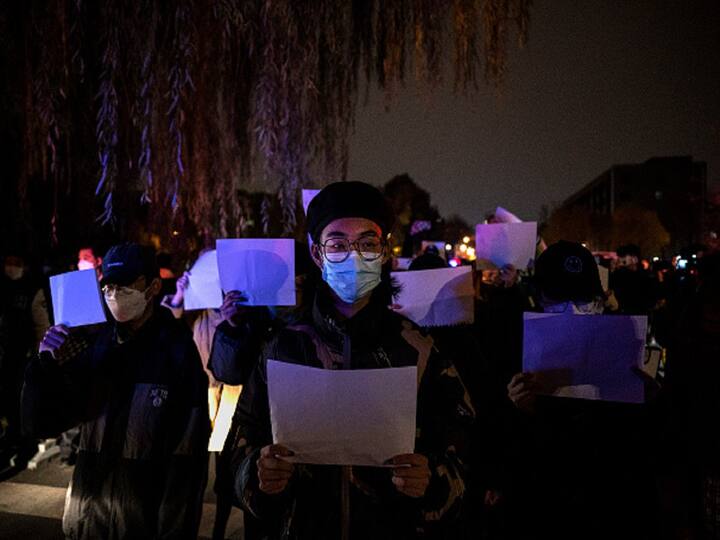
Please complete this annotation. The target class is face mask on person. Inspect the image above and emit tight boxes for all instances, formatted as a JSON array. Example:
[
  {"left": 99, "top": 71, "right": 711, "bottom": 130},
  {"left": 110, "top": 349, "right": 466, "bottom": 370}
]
[
  {"left": 77, "top": 260, "right": 96, "bottom": 271},
  {"left": 322, "top": 252, "right": 382, "bottom": 304},
  {"left": 104, "top": 286, "right": 150, "bottom": 322},
  {"left": 4, "top": 265, "right": 24, "bottom": 281}
]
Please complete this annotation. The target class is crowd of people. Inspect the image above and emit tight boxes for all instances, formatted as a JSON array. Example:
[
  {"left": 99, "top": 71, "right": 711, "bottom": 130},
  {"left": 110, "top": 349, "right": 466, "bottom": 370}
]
[{"left": 1, "top": 181, "right": 718, "bottom": 540}]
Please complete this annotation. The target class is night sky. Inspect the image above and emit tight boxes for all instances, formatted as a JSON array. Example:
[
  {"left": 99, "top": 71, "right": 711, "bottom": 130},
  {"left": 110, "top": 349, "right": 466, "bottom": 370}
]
[{"left": 347, "top": 0, "right": 720, "bottom": 226}]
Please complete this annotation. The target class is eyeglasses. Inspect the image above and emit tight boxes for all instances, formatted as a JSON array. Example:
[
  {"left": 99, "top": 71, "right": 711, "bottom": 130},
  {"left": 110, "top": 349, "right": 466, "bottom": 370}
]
[
  {"left": 320, "top": 237, "right": 384, "bottom": 263},
  {"left": 101, "top": 284, "right": 138, "bottom": 296}
]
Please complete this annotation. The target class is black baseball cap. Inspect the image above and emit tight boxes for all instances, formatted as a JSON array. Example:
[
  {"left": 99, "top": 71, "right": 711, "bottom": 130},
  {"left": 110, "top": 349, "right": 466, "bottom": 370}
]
[
  {"left": 534, "top": 241, "right": 603, "bottom": 302},
  {"left": 101, "top": 243, "right": 159, "bottom": 287}
]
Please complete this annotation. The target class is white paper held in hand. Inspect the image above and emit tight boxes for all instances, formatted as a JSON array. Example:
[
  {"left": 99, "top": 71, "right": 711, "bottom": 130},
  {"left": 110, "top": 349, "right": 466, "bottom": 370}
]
[
  {"left": 183, "top": 250, "right": 223, "bottom": 311},
  {"left": 50, "top": 270, "right": 107, "bottom": 328},
  {"left": 267, "top": 360, "right": 417, "bottom": 467},
  {"left": 475, "top": 221, "right": 537, "bottom": 269},
  {"left": 522, "top": 312, "right": 648, "bottom": 403},
  {"left": 391, "top": 266, "right": 474, "bottom": 327},
  {"left": 216, "top": 239, "right": 296, "bottom": 306}
]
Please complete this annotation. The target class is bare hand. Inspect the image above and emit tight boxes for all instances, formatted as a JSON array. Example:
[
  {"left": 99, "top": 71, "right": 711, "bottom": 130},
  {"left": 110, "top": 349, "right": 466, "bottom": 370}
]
[
  {"left": 39, "top": 325, "right": 70, "bottom": 359},
  {"left": 484, "top": 489, "right": 504, "bottom": 507},
  {"left": 257, "top": 444, "right": 295, "bottom": 495},
  {"left": 170, "top": 272, "right": 191, "bottom": 306},
  {"left": 499, "top": 264, "right": 518, "bottom": 288},
  {"left": 220, "top": 291, "right": 252, "bottom": 327},
  {"left": 391, "top": 453, "right": 431, "bottom": 498},
  {"left": 507, "top": 372, "right": 538, "bottom": 412}
]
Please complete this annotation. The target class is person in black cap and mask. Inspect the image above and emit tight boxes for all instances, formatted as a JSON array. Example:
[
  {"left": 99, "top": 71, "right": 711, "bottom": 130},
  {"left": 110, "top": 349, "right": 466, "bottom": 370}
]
[
  {"left": 505, "top": 241, "right": 657, "bottom": 540},
  {"left": 229, "top": 181, "right": 475, "bottom": 540},
  {"left": 22, "top": 242, "right": 210, "bottom": 540}
]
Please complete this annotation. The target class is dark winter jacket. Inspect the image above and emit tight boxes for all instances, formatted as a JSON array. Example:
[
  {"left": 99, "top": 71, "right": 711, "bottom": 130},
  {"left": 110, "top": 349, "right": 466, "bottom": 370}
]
[
  {"left": 21, "top": 309, "right": 210, "bottom": 540},
  {"left": 230, "top": 288, "right": 475, "bottom": 540}
]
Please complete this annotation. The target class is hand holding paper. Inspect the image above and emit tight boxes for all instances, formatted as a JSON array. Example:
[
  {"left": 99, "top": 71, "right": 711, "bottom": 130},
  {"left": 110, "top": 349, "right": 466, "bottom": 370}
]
[
  {"left": 391, "top": 453, "right": 431, "bottom": 498},
  {"left": 220, "top": 291, "right": 252, "bottom": 327},
  {"left": 257, "top": 444, "right": 295, "bottom": 495},
  {"left": 39, "top": 324, "right": 70, "bottom": 359}
]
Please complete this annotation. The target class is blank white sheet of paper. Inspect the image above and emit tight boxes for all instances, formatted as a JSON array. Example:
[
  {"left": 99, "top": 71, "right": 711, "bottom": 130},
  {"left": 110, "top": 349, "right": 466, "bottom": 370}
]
[
  {"left": 391, "top": 266, "right": 474, "bottom": 327},
  {"left": 50, "top": 270, "right": 107, "bottom": 328},
  {"left": 216, "top": 239, "right": 296, "bottom": 306},
  {"left": 522, "top": 312, "right": 647, "bottom": 403},
  {"left": 475, "top": 222, "right": 537, "bottom": 269},
  {"left": 267, "top": 360, "right": 417, "bottom": 467},
  {"left": 184, "top": 250, "right": 223, "bottom": 311}
]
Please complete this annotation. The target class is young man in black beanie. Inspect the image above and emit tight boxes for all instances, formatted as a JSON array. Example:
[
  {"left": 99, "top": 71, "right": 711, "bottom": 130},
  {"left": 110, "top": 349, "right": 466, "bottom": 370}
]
[
  {"left": 230, "top": 181, "right": 475, "bottom": 540},
  {"left": 22, "top": 243, "right": 210, "bottom": 539}
]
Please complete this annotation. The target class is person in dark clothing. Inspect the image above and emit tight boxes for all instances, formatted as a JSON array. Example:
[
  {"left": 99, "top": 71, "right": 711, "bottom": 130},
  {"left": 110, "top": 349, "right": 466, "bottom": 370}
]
[
  {"left": 610, "top": 244, "right": 656, "bottom": 315},
  {"left": 0, "top": 251, "right": 45, "bottom": 472},
  {"left": 660, "top": 252, "right": 720, "bottom": 539},
  {"left": 506, "top": 241, "right": 658, "bottom": 540},
  {"left": 229, "top": 182, "right": 475, "bottom": 540},
  {"left": 402, "top": 253, "right": 511, "bottom": 539},
  {"left": 207, "top": 240, "right": 316, "bottom": 540},
  {"left": 22, "top": 243, "right": 210, "bottom": 540}
]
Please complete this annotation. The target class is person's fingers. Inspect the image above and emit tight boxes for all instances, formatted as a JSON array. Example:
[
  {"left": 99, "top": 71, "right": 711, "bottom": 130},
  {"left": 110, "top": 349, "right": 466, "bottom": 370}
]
[
  {"left": 392, "top": 476, "right": 428, "bottom": 497},
  {"left": 43, "top": 336, "right": 66, "bottom": 350},
  {"left": 52, "top": 325, "right": 70, "bottom": 336},
  {"left": 393, "top": 466, "right": 431, "bottom": 479},
  {"left": 262, "top": 444, "right": 294, "bottom": 458},
  {"left": 225, "top": 290, "right": 247, "bottom": 301},
  {"left": 259, "top": 480, "right": 288, "bottom": 495},
  {"left": 391, "top": 454, "right": 428, "bottom": 466},
  {"left": 259, "top": 458, "right": 294, "bottom": 473},
  {"left": 259, "top": 469, "right": 294, "bottom": 481}
]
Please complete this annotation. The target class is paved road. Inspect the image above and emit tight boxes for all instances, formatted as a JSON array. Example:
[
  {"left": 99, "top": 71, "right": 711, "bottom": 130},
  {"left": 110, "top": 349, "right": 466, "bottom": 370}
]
[{"left": 0, "top": 459, "right": 244, "bottom": 539}]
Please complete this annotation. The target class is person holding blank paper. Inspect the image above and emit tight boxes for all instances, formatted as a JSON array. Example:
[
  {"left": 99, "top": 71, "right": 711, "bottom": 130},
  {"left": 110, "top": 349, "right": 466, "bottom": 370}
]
[
  {"left": 230, "top": 182, "right": 475, "bottom": 540},
  {"left": 22, "top": 243, "right": 210, "bottom": 540},
  {"left": 505, "top": 241, "right": 658, "bottom": 540}
]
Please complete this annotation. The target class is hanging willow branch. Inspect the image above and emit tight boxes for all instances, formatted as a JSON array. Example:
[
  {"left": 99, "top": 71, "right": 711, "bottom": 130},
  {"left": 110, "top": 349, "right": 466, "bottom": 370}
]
[
  {"left": 94, "top": 2, "right": 120, "bottom": 225},
  {"left": 13, "top": 0, "right": 531, "bottom": 243}
]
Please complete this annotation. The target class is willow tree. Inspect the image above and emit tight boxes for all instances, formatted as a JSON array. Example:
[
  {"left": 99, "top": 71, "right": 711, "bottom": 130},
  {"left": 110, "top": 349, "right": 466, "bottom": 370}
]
[{"left": 2, "top": 0, "right": 530, "bottom": 248}]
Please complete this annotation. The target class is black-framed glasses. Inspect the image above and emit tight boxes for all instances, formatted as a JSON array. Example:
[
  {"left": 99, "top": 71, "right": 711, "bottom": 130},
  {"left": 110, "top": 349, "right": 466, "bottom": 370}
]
[{"left": 320, "top": 237, "right": 385, "bottom": 263}]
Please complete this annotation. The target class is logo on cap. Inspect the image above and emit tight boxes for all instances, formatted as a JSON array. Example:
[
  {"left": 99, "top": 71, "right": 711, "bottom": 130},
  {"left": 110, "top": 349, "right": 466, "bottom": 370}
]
[{"left": 564, "top": 256, "right": 583, "bottom": 273}]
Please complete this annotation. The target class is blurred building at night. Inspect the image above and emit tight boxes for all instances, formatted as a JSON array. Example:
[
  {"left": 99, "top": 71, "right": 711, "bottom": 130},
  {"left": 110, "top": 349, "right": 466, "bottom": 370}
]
[{"left": 545, "top": 156, "right": 708, "bottom": 258}]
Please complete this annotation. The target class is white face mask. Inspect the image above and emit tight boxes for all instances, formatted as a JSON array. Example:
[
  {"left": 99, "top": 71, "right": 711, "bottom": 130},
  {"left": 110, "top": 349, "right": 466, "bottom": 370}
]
[
  {"left": 104, "top": 286, "right": 150, "bottom": 322},
  {"left": 77, "top": 260, "right": 96, "bottom": 271},
  {"left": 4, "top": 265, "right": 24, "bottom": 281}
]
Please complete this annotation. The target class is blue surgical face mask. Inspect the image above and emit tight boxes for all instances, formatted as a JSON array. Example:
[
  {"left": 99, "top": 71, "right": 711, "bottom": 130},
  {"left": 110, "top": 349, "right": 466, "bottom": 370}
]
[{"left": 322, "top": 252, "right": 383, "bottom": 304}]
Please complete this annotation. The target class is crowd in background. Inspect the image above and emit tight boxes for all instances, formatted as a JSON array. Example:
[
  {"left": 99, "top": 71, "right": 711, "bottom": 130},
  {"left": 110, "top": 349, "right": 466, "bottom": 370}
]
[{"left": 1, "top": 182, "right": 718, "bottom": 540}]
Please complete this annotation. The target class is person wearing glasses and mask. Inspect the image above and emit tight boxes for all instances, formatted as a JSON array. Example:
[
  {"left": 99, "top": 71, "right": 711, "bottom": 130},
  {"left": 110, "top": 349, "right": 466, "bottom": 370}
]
[
  {"left": 230, "top": 181, "right": 475, "bottom": 540},
  {"left": 22, "top": 243, "right": 210, "bottom": 540}
]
